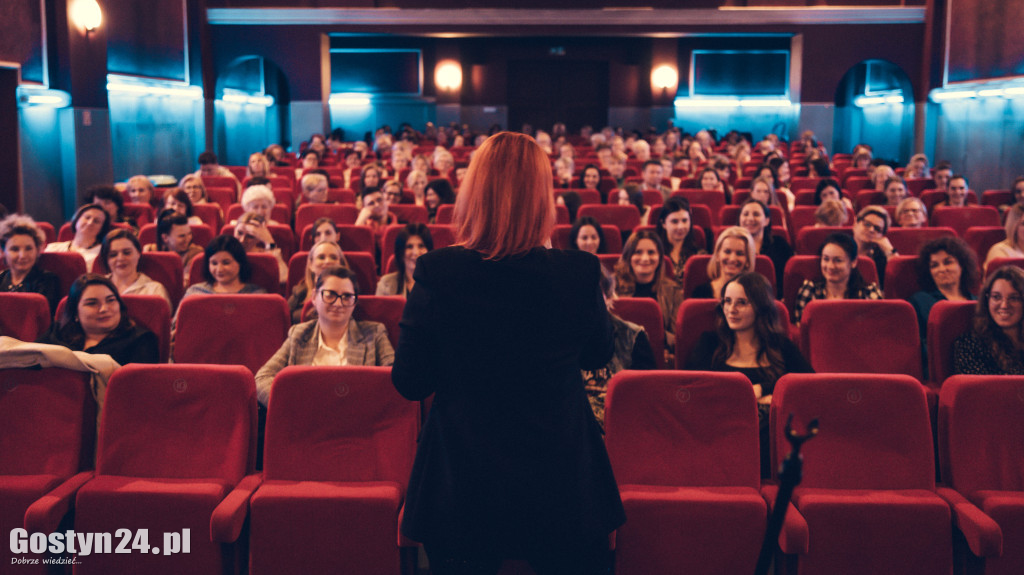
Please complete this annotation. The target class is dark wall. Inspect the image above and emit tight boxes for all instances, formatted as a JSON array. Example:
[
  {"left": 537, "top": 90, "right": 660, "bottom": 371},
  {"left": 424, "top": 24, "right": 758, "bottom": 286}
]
[
  {"left": 947, "top": 0, "right": 1024, "bottom": 82},
  {"left": 211, "top": 25, "right": 329, "bottom": 100}
]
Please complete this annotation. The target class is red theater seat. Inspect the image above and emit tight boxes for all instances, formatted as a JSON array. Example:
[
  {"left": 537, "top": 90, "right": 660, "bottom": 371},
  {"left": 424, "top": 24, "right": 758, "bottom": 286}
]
[
  {"left": 926, "top": 300, "right": 975, "bottom": 386},
  {"left": 611, "top": 297, "right": 666, "bottom": 369},
  {"left": 883, "top": 254, "right": 921, "bottom": 300},
  {"left": 550, "top": 224, "right": 623, "bottom": 253},
  {"left": 681, "top": 255, "right": 776, "bottom": 299},
  {"left": 73, "top": 364, "right": 258, "bottom": 575},
  {"left": 794, "top": 226, "right": 852, "bottom": 255},
  {"left": 37, "top": 252, "right": 87, "bottom": 296},
  {"left": 122, "top": 294, "right": 172, "bottom": 363},
  {"left": 577, "top": 205, "right": 642, "bottom": 233},
  {"left": 931, "top": 206, "right": 1001, "bottom": 238},
  {"left": 766, "top": 373, "right": 956, "bottom": 574},
  {"left": 888, "top": 227, "right": 956, "bottom": 257},
  {"left": 672, "top": 190, "right": 726, "bottom": 225},
  {"left": 173, "top": 294, "right": 290, "bottom": 374},
  {"left": 0, "top": 292, "right": 51, "bottom": 341},
  {"left": 939, "top": 375, "right": 1021, "bottom": 573},
  {"left": 604, "top": 371, "right": 766, "bottom": 575},
  {"left": 295, "top": 204, "right": 361, "bottom": 232},
  {"left": 250, "top": 366, "right": 418, "bottom": 575},
  {"left": 674, "top": 299, "right": 792, "bottom": 369},
  {"left": 781, "top": 255, "right": 878, "bottom": 322},
  {"left": 188, "top": 252, "right": 282, "bottom": 295}
]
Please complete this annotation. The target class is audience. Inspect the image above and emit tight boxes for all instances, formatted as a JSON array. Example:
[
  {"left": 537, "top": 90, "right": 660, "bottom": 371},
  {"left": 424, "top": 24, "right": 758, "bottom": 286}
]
[
  {"left": 126, "top": 175, "right": 159, "bottom": 208},
  {"left": 424, "top": 179, "right": 456, "bottom": 224},
  {"left": 233, "top": 212, "right": 288, "bottom": 283},
  {"left": 739, "top": 198, "right": 791, "bottom": 295},
  {"left": 614, "top": 229, "right": 683, "bottom": 352},
  {"left": 163, "top": 188, "right": 204, "bottom": 226},
  {"left": 656, "top": 197, "right": 706, "bottom": 283},
  {"left": 909, "top": 236, "right": 977, "bottom": 343},
  {"left": 143, "top": 212, "right": 203, "bottom": 285},
  {"left": 896, "top": 197, "right": 928, "bottom": 228},
  {"left": 569, "top": 216, "right": 606, "bottom": 255},
  {"left": 984, "top": 203, "right": 1024, "bottom": 271},
  {"left": 853, "top": 205, "right": 897, "bottom": 285}
]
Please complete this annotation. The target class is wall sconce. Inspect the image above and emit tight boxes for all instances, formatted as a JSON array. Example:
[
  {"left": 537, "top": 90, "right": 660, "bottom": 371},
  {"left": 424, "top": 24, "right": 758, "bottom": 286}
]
[
  {"left": 71, "top": 0, "right": 103, "bottom": 33},
  {"left": 435, "top": 61, "right": 463, "bottom": 92},
  {"left": 651, "top": 65, "right": 678, "bottom": 92}
]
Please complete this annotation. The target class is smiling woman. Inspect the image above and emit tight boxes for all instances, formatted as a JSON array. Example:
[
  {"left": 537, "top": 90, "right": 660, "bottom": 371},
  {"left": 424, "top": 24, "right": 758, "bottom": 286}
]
[
  {"left": 614, "top": 229, "right": 683, "bottom": 350},
  {"left": 101, "top": 229, "right": 170, "bottom": 307},
  {"left": 954, "top": 265, "right": 1024, "bottom": 375},
  {"left": 793, "top": 233, "right": 882, "bottom": 324}
]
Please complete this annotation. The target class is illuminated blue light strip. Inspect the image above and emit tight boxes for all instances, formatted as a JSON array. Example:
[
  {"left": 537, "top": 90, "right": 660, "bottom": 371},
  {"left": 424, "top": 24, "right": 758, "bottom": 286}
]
[{"left": 674, "top": 97, "right": 792, "bottom": 108}]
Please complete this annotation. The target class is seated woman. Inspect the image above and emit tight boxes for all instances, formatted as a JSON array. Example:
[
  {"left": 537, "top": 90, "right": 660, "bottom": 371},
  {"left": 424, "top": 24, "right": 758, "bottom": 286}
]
[
  {"left": 569, "top": 216, "right": 606, "bottom": 255},
  {"left": 814, "top": 199, "right": 848, "bottom": 227},
  {"left": 163, "top": 188, "right": 204, "bottom": 226},
  {"left": 246, "top": 152, "right": 272, "bottom": 181},
  {"left": 299, "top": 172, "right": 330, "bottom": 205},
  {"left": 614, "top": 229, "right": 683, "bottom": 352},
  {"left": 310, "top": 216, "right": 340, "bottom": 246},
  {"left": 656, "top": 197, "right": 706, "bottom": 284},
  {"left": 256, "top": 266, "right": 395, "bottom": 405},
  {"left": 767, "top": 157, "right": 795, "bottom": 210},
  {"left": 872, "top": 165, "right": 897, "bottom": 191},
  {"left": 794, "top": 233, "right": 883, "bottom": 324},
  {"left": 739, "top": 198, "right": 792, "bottom": 296},
  {"left": 288, "top": 240, "right": 347, "bottom": 324},
  {"left": 953, "top": 266, "right": 1024, "bottom": 375},
  {"left": 126, "top": 175, "right": 160, "bottom": 209},
  {"left": 909, "top": 236, "right": 977, "bottom": 343},
  {"left": 101, "top": 229, "right": 170, "bottom": 307},
  {"left": 359, "top": 164, "right": 382, "bottom": 193},
  {"left": 406, "top": 169, "right": 429, "bottom": 207},
  {"left": 582, "top": 269, "right": 656, "bottom": 428},
  {"left": 143, "top": 212, "right": 204, "bottom": 285},
  {"left": 180, "top": 174, "right": 213, "bottom": 207},
  {"left": 234, "top": 185, "right": 281, "bottom": 226},
  {"left": 683, "top": 272, "right": 813, "bottom": 477},
  {"left": 984, "top": 204, "right": 1024, "bottom": 272},
  {"left": 377, "top": 223, "right": 432, "bottom": 297},
  {"left": 577, "top": 164, "right": 603, "bottom": 195},
  {"left": 853, "top": 205, "right": 897, "bottom": 285},
  {"left": 691, "top": 226, "right": 757, "bottom": 300},
  {"left": 40, "top": 274, "right": 159, "bottom": 365},
  {"left": 883, "top": 177, "right": 908, "bottom": 207},
  {"left": 183, "top": 234, "right": 267, "bottom": 297},
  {"left": 0, "top": 214, "right": 60, "bottom": 314},
  {"left": 424, "top": 178, "right": 456, "bottom": 224},
  {"left": 89, "top": 185, "right": 137, "bottom": 231},
  {"left": 45, "top": 203, "right": 111, "bottom": 272},
  {"left": 814, "top": 177, "right": 854, "bottom": 213},
  {"left": 896, "top": 197, "right": 928, "bottom": 228},
  {"left": 233, "top": 212, "right": 288, "bottom": 283}
]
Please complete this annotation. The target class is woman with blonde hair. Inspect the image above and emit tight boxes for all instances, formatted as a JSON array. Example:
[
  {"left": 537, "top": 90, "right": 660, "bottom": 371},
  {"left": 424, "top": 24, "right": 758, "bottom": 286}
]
[
  {"left": 984, "top": 203, "right": 1024, "bottom": 272},
  {"left": 286, "top": 240, "right": 348, "bottom": 324},
  {"left": 392, "top": 132, "right": 623, "bottom": 572},
  {"left": 246, "top": 152, "right": 272, "bottom": 180},
  {"left": 691, "top": 226, "right": 757, "bottom": 299}
]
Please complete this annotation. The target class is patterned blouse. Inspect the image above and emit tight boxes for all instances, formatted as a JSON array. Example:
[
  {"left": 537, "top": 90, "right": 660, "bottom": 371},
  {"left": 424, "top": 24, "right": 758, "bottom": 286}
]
[{"left": 793, "top": 278, "right": 883, "bottom": 323}]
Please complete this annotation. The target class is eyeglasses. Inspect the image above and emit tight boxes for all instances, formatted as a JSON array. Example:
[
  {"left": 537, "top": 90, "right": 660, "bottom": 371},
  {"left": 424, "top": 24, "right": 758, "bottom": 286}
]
[{"left": 320, "top": 289, "right": 357, "bottom": 306}]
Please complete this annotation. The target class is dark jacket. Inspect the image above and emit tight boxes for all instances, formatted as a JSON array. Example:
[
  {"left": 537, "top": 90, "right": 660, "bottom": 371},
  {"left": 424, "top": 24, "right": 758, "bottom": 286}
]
[
  {"left": 41, "top": 324, "right": 159, "bottom": 366},
  {"left": 392, "top": 246, "right": 624, "bottom": 550},
  {"left": 0, "top": 267, "right": 60, "bottom": 315}
]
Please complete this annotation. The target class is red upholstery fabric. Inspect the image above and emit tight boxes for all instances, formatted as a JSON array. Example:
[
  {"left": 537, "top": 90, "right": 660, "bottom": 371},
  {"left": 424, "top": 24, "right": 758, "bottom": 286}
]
[
  {"left": 295, "top": 204, "right": 361, "bottom": 232},
  {"left": 883, "top": 254, "right": 921, "bottom": 300},
  {"left": 336, "top": 224, "right": 377, "bottom": 253},
  {"left": 800, "top": 300, "right": 923, "bottom": 380},
  {"left": 37, "top": 252, "right": 87, "bottom": 297},
  {"left": 887, "top": 227, "right": 957, "bottom": 256},
  {"left": 610, "top": 297, "right": 666, "bottom": 369},
  {"left": 981, "top": 190, "right": 1012, "bottom": 209},
  {"left": 986, "top": 257, "right": 1024, "bottom": 278},
  {"left": 138, "top": 252, "right": 185, "bottom": 308},
  {"left": 435, "top": 204, "right": 455, "bottom": 224},
  {"left": 604, "top": 371, "right": 765, "bottom": 574},
  {"left": 671, "top": 190, "right": 726, "bottom": 225},
  {"left": 794, "top": 226, "right": 852, "bottom": 255},
  {"left": 123, "top": 203, "right": 156, "bottom": 226},
  {"left": 0, "top": 292, "right": 51, "bottom": 341},
  {"left": 1, "top": 368, "right": 93, "bottom": 570},
  {"left": 940, "top": 375, "right": 1024, "bottom": 574},
  {"left": 173, "top": 295, "right": 290, "bottom": 374},
  {"left": 389, "top": 204, "right": 429, "bottom": 224},
  {"left": 674, "top": 299, "right": 792, "bottom": 369},
  {"left": 577, "top": 205, "right": 642, "bottom": 233},
  {"left": 926, "top": 300, "right": 976, "bottom": 386},
  {"left": 353, "top": 296, "right": 405, "bottom": 350},
  {"left": 965, "top": 227, "right": 1006, "bottom": 267},
  {"left": 252, "top": 366, "right": 418, "bottom": 574},
  {"left": 769, "top": 373, "right": 951, "bottom": 574},
  {"left": 921, "top": 189, "right": 979, "bottom": 212},
  {"left": 931, "top": 206, "right": 1001, "bottom": 238},
  {"left": 782, "top": 256, "right": 878, "bottom": 321},
  {"left": 191, "top": 203, "right": 223, "bottom": 231},
  {"left": 187, "top": 252, "right": 282, "bottom": 295},
  {"left": 681, "top": 254, "right": 776, "bottom": 299},
  {"left": 555, "top": 189, "right": 602, "bottom": 205}
]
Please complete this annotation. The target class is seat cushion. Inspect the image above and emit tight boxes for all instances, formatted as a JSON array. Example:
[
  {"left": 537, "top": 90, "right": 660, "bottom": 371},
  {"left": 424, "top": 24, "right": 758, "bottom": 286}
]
[
  {"left": 615, "top": 485, "right": 766, "bottom": 575},
  {"left": 74, "top": 476, "right": 231, "bottom": 575},
  {"left": 974, "top": 490, "right": 1024, "bottom": 575},
  {"left": 792, "top": 488, "right": 951, "bottom": 575},
  {"left": 250, "top": 480, "right": 402, "bottom": 575}
]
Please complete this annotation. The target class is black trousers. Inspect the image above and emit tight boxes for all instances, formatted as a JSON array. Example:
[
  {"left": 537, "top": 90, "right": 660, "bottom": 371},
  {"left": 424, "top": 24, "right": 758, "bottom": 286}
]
[{"left": 424, "top": 536, "right": 612, "bottom": 575}]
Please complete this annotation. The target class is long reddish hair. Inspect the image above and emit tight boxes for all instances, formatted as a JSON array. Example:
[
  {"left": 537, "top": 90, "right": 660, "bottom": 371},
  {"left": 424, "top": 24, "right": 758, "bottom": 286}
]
[{"left": 453, "top": 132, "right": 555, "bottom": 259}]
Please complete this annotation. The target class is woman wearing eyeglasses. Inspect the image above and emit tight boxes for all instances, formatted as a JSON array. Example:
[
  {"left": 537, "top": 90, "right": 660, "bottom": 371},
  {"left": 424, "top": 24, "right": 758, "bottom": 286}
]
[{"left": 255, "top": 266, "right": 394, "bottom": 405}]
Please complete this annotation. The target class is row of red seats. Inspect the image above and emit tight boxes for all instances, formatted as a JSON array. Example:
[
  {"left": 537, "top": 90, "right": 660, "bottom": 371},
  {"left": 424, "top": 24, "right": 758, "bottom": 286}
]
[{"left": 2, "top": 366, "right": 1019, "bottom": 573}]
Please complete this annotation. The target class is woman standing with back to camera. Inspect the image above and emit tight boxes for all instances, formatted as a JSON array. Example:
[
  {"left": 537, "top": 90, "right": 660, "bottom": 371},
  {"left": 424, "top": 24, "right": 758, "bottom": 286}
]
[{"left": 392, "top": 132, "right": 623, "bottom": 574}]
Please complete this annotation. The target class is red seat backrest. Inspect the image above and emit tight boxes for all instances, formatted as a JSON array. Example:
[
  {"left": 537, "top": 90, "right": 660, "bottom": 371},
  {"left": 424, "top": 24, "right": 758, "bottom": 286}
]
[
  {"left": 930, "top": 206, "right": 1001, "bottom": 237},
  {"left": 121, "top": 294, "right": 172, "bottom": 363},
  {"left": 37, "top": 252, "right": 87, "bottom": 296},
  {"left": 794, "top": 226, "right": 852, "bottom": 255},
  {"left": 577, "top": 205, "right": 642, "bottom": 233},
  {"left": 926, "top": 300, "right": 978, "bottom": 386},
  {"left": 888, "top": 227, "right": 956, "bottom": 256},
  {"left": 295, "top": 204, "right": 361, "bottom": 233},
  {"left": 172, "top": 295, "right": 289, "bottom": 376},
  {"left": 0, "top": 293, "right": 51, "bottom": 342},
  {"left": 611, "top": 297, "right": 666, "bottom": 369},
  {"left": 882, "top": 254, "right": 921, "bottom": 300},
  {"left": 681, "top": 255, "right": 776, "bottom": 299},
  {"left": 188, "top": 252, "right": 282, "bottom": 295},
  {"left": 353, "top": 296, "right": 406, "bottom": 350},
  {"left": 781, "top": 255, "right": 878, "bottom": 322}
]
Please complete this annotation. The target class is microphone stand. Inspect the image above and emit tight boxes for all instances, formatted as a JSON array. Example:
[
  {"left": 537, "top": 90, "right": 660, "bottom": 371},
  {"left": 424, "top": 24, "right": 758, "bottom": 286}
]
[{"left": 754, "top": 414, "right": 819, "bottom": 575}]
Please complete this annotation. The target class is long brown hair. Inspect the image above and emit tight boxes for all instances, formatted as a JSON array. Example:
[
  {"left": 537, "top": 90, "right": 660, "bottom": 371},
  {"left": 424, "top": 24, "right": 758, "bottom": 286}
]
[
  {"left": 453, "top": 132, "right": 555, "bottom": 259},
  {"left": 712, "top": 272, "right": 787, "bottom": 385},
  {"left": 973, "top": 266, "right": 1024, "bottom": 373}
]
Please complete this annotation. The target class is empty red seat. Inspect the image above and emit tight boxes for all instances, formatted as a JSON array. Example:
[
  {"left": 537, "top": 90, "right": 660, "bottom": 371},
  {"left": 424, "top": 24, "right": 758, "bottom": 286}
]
[
  {"left": 389, "top": 204, "right": 429, "bottom": 224},
  {"left": 931, "top": 206, "right": 1001, "bottom": 237},
  {"left": 37, "top": 252, "right": 87, "bottom": 297},
  {"left": 173, "top": 294, "right": 290, "bottom": 374},
  {"left": 295, "top": 204, "right": 361, "bottom": 232},
  {"left": 604, "top": 371, "right": 765, "bottom": 575},
  {"left": 926, "top": 300, "right": 976, "bottom": 386},
  {"left": 883, "top": 254, "right": 921, "bottom": 300},
  {"left": 352, "top": 296, "right": 405, "bottom": 350},
  {"left": 939, "top": 375, "right": 1021, "bottom": 573},
  {"left": 0, "top": 292, "right": 51, "bottom": 341},
  {"left": 191, "top": 203, "right": 223, "bottom": 231},
  {"left": 73, "top": 364, "right": 259, "bottom": 575},
  {"left": 672, "top": 190, "right": 726, "bottom": 225},
  {"left": 138, "top": 251, "right": 185, "bottom": 307},
  {"left": 888, "top": 227, "right": 956, "bottom": 256},
  {"left": 249, "top": 366, "right": 418, "bottom": 575},
  {"left": 122, "top": 294, "right": 172, "bottom": 363},
  {"left": 965, "top": 227, "right": 1006, "bottom": 265}
]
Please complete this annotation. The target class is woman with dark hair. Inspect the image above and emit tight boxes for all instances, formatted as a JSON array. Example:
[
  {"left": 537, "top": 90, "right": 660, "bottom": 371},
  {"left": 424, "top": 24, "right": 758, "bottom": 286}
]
[
  {"left": 613, "top": 188, "right": 650, "bottom": 226},
  {"left": 182, "top": 235, "right": 265, "bottom": 297},
  {"left": 569, "top": 216, "right": 606, "bottom": 255},
  {"left": 40, "top": 274, "right": 158, "bottom": 365},
  {"left": 392, "top": 132, "right": 623, "bottom": 573},
  {"left": 813, "top": 177, "right": 853, "bottom": 212},
  {"left": 377, "top": 223, "right": 433, "bottom": 297},
  {"left": 656, "top": 196, "right": 706, "bottom": 283},
  {"left": 766, "top": 157, "right": 795, "bottom": 211},
  {"left": 909, "top": 237, "right": 978, "bottom": 339},
  {"left": 358, "top": 164, "right": 382, "bottom": 193},
  {"left": 101, "top": 228, "right": 170, "bottom": 305},
  {"left": 258, "top": 266, "right": 394, "bottom": 405},
  {"left": 424, "top": 178, "right": 455, "bottom": 224},
  {"left": 311, "top": 217, "right": 340, "bottom": 246},
  {"left": 556, "top": 191, "right": 581, "bottom": 223},
  {"left": 953, "top": 266, "right": 1024, "bottom": 375},
  {"left": 44, "top": 203, "right": 112, "bottom": 272},
  {"left": 0, "top": 214, "right": 60, "bottom": 314},
  {"left": 793, "top": 232, "right": 883, "bottom": 323},
  {"left": 739, "top": 198, "right": 792, "bottom": 296},
  {"left": 163, "top": 188, "right": 203, "bottom": 226},
  {"left": 577, "top": 164, "right": 602, "bottom": 192},
  {"left": 615, "top": 229, "right": 683, "bottom": 350},
  {"left": 684, "top": 272, "right": 813, "bottom": 476}
]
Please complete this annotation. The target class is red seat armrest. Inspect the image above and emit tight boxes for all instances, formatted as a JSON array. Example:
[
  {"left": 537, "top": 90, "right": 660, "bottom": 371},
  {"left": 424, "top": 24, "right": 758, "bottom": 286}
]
[
  {"left": 936, "top": 486, "right": 1002, "bottom": 558},
  {"left": 210, "top": 473, "right": 262, "bottom": 543},
  {"left": 24, "top": 471, "right": 95, "bottom": 533}
]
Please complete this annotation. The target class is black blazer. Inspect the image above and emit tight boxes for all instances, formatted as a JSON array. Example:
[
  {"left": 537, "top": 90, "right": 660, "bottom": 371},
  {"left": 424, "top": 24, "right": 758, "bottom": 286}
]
[{"left": 392, "top": 246, "right": 624, "bottom": 550}]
